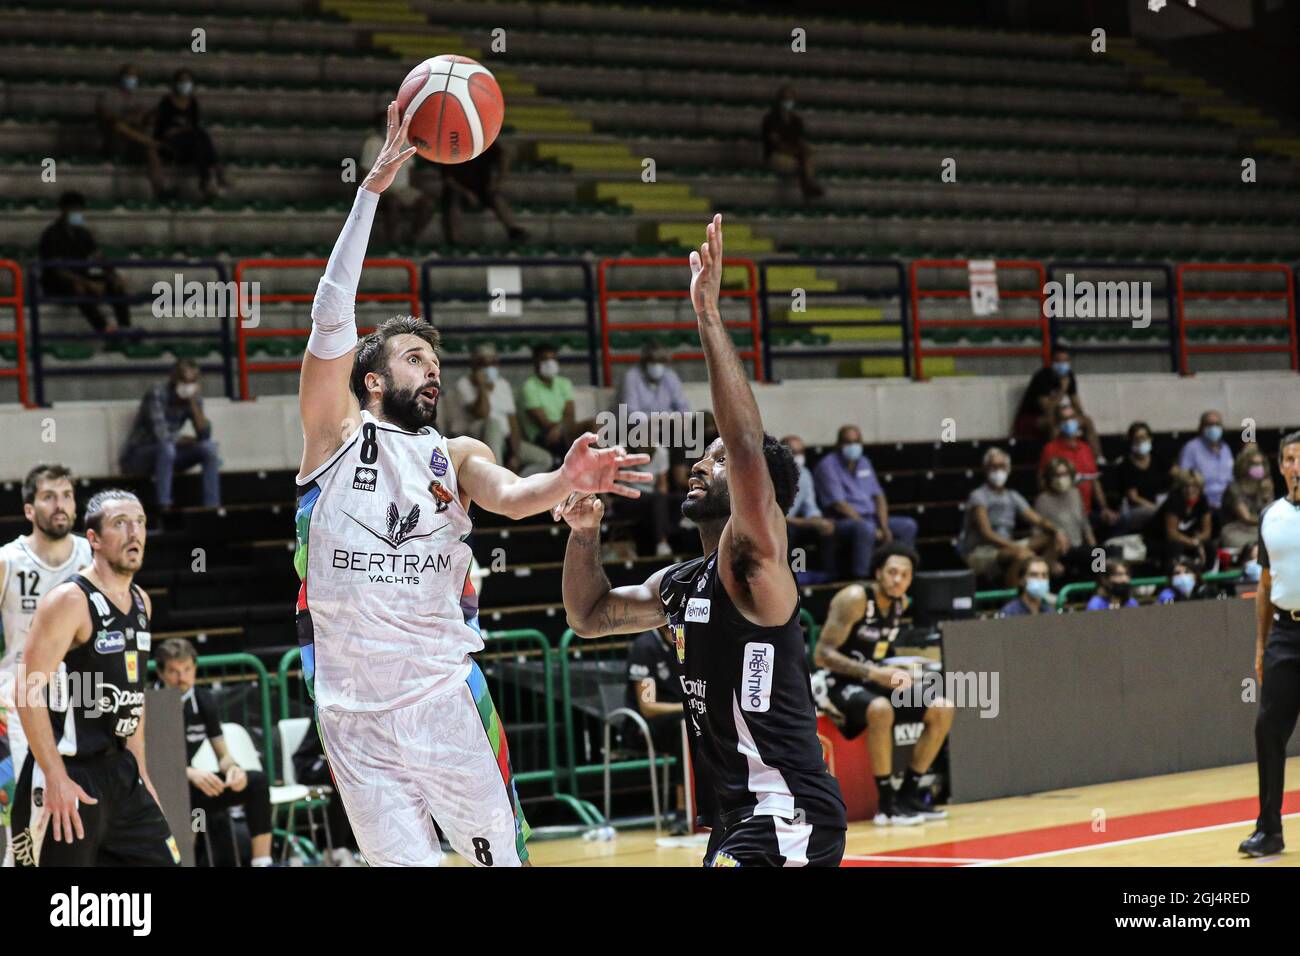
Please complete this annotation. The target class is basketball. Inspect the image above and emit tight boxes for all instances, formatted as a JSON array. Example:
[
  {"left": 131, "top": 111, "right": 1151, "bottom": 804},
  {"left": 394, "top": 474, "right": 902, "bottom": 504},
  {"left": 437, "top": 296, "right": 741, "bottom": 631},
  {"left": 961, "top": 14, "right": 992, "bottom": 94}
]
[{"left": 395, "top": 54, "right": 504, "bottom": 165}]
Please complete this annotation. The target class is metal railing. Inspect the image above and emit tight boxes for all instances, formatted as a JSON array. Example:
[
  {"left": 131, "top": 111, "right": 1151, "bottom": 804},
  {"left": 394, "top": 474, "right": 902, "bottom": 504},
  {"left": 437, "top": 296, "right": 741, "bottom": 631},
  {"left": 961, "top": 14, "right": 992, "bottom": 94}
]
[
  {"left": 149, "top": 652, "right": 276, "bottom": 772},
  {"left": 1174, "top": 262, "right": 1297, "bottom": 374},
  {"left": 0, "top": 260, "right": 30, "bottom": 406},
  {"left": 1045, "top": 261, "right": 1178, "bottom": 372}
]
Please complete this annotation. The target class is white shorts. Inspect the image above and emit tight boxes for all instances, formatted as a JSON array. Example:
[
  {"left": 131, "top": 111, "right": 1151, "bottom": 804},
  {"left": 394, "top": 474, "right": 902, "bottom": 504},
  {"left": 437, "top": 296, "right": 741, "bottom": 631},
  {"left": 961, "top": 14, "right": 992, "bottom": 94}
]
[
  {"left": 1, "top": 675, "right": 28, "bottom": 868},
  {"left": 317, "top": 661, "right": 530, "bottom": 867}
]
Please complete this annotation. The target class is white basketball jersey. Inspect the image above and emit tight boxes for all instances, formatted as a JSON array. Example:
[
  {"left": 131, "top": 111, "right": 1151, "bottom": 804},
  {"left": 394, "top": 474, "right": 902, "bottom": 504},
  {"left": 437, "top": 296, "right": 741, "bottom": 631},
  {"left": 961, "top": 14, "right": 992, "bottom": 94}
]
[
  {"left": 295, "top": 410, "right": 482, "bottom": 712},
  {"left": 0, "top": 534, "right": 93, "bottom": 676}
]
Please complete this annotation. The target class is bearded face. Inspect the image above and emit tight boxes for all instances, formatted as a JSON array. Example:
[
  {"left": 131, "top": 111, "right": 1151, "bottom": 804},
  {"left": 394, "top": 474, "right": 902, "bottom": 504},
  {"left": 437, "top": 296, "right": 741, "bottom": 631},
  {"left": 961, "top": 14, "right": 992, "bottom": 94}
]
[
  {"left": 379, "top": 367, "right": 440, "bottom": 432},
  {"left": 680, "top": 439, "right": 731, "bottom": 523}
]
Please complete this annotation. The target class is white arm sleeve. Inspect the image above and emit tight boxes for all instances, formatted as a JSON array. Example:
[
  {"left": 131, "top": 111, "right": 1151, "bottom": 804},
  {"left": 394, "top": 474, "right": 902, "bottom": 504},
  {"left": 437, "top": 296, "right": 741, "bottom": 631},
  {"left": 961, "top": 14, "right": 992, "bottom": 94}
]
[{"left": 307, "top": 187, "right": 379, "bottom": 360}]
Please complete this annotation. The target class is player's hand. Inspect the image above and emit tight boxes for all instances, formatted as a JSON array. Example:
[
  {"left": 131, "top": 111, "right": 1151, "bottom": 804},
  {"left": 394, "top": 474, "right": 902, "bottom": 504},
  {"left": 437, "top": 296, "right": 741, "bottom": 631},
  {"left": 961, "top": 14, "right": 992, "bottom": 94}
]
[
  {"left": 45, "top": 771, "right": 98, "bottom": 843},
  {"left": 361, "top": 100, "right": 418, "bottom": 195},
  {"left": 553, "top": 492, "right": 604, "bottom": 529},
  {"left": 187, "top": 767, "right": 226, "bottom": 797},
  {"left": 225, "top": 765, "right": 248, "bottom": 792},
  {"left": 878, "top": 667, "right": 913, "bottom": 691},
  {"left": 688, "top": 213, "right": 724, "bottom": 318},
  {"left": 560, "top": 433, "right": 652, "bottom": 499}
]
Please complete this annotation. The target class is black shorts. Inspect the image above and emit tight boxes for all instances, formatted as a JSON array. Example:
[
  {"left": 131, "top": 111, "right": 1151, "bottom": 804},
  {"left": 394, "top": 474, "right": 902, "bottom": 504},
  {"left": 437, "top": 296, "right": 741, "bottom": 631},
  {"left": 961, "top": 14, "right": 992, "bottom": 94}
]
[
  {"left": 704, "top": 814, "right": 845, "bottom": 867},
  {"left": 11, "top": 747, "right": 180, "bottom": 867},
  {"left": 824, "top": 675, "right": 928, "bottom": 740}
]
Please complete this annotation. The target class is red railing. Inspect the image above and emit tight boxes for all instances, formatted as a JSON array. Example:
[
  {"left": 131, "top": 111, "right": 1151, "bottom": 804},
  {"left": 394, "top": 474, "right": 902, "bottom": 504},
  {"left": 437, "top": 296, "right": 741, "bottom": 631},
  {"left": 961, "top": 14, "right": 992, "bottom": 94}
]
[
  {"left": 0, "top": 260, "right": 30, "bottom": 407},
  {"left": 234, "top": 258, "right": 420, "bottom": 399},
  {"left": 596, "top": 257, "right": 763, "bottom": 386},
  {"left": 908, "top": 259, "right": 1050, "bottom": 381},
  {"left": 1174, "top": 263, "right": 1297, "bottom": 375}
]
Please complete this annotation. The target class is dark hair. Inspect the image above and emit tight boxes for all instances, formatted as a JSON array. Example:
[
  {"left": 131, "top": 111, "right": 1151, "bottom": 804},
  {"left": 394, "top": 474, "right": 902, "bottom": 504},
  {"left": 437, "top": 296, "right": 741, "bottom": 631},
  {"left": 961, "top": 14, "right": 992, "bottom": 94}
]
[
  {"left": 119, "top": 63, "right": 136, "bottom": 78},
  {"left": 23, "top": 463, "right": 74, "bottom": 505},
  {"left": 84, "top": 489, "right": 143, "bottom": 534},
  {"left": 762, "top": 433, "right": 800, "bottom": 514},
  {"left": 835, "top": 424, "right": 860, "bottom": 445},
  {"left": 1100, "top": 558, "right": 1130, "bottom": 581},
  {"left": 870, "top": 541, "right": 920, "bottom": 578},
  {"left": 1017, "top": 553, "right": 1049, "bottom": 588},
  {"left": 155, "top": 638, "right": 197, "bottom": 668},
  {"left": 531, "top": 342, "right": 558, "bottom": 361},
  {"left": 173, "top": 357, "right": 199, "bottom": 376},
  {"left": 1279, "top": 430, "right": 1300, "bottom": 463},
  {"left": 1126, "top": 421, "right": 1151, "bottom": 444},
  {"left": 59, "top": 191, "right": 86, "bottom": 212},
  {"left": 172, "top": 69, "right": 193, "bottom": 84},
  {"left": 350, "top": 315, "right": 441, "bottom": 405}
]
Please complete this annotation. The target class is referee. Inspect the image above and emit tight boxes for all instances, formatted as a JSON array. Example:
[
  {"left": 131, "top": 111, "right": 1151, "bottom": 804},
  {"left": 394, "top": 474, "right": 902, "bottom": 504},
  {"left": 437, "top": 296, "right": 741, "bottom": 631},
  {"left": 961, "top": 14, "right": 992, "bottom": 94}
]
[{"left": 1240, "top": 430, "right": 1300, "bottom": 858}]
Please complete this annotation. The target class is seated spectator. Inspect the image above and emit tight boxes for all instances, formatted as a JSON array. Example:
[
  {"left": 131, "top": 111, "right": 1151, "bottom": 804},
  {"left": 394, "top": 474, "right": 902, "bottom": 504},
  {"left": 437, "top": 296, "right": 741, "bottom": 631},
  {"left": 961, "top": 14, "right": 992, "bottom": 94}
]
[
  {"left": 362, "top": 110, "right": 435, "bottom": 245},
  {"left": 1034, "top": 456, "right": 1097, "bottom": 578},
  {"left": 761, "top": 85, "right": 824, "bottom": 201},
  {"left": 154, "top": 69, "right": 228, "bottom": 200},
  {"left": 813, "top": 425, "right": 918, "bottom": 579},
  {"left": 519, "top": 343, "right": 578, "bottom": 457},
  {"left": 813, "top": 543, "right": 951, "bottom": 825},
  {"left": 958, "top": 446, "right": 1064, "bottom": 587},
  {"left": 1039, "top": 404, "right": 1117, "bottom": 527},
  {"left": 998, "top": 555, "right": 1055, "bottom": 616},
  {"left": 120, "top": 358, "right": 221, "bottom": 514},
  {"left": 440, "top": 141, "right": 528, "bottom": 246},
  {"left": 1012, "top": 347, "right": 1103, "bottom": 460},
  {"left": 155, "top": 640, "right": 273, "bottom": 867},
  {"left": 783, "top": 434, "right": 838, "bottom": 582},
  {"left": 1146, "top": 467, "right": 1214, "bottom": 570},
  {"left": 1220, "top": 443, "right": 1273, "bottom": 550},
  {"left": 1156, "top": 557, "right": 1218, "bottom": 605},
  {"left": 1177, "top": 410, "right": 1233, "bottom": 511},
  {"left": 96, "top": 63, "right": 165, "bottom": 199},
  {"left": 291, "top": 713, "right": 361, "bottom": 865},
  {"left": 625, "top": 626, "right": 690, "bottom": 835},
  {"left": 38, "top": 191, "right": 132, "bottom": 333},
  {"left": 1117, "top": 420, "right": 1171, "bottom": 532},
  {"left": 455, "top": 342, "right": 549, "bottom": 476},
  {"left": 1085, "top": 559, "right": 1139, "bottom": 610},
  {"left": 1236, "top": 541, "right": 1262, "bottom": 598}
]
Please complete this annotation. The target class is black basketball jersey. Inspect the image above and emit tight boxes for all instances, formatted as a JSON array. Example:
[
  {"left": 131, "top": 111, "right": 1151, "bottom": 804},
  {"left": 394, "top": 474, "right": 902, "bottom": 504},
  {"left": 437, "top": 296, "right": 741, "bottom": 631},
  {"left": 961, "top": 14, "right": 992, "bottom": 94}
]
[
  {"left": 838, "top": 587, "right": 908, "bottom": 667},
  {"left": 659, "top": 552, "right": 846, "bottom": 830},
  {"left": 46, "top": 575, "right": 152, "bottom": 759}
]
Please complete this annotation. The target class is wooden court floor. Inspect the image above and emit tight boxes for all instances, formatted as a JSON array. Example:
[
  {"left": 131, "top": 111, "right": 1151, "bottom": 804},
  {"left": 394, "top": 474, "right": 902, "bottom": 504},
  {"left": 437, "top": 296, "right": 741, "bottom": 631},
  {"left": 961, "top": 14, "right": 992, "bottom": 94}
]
[{"left": 453, "top": 758, "right": 1300, "bottom": 867}]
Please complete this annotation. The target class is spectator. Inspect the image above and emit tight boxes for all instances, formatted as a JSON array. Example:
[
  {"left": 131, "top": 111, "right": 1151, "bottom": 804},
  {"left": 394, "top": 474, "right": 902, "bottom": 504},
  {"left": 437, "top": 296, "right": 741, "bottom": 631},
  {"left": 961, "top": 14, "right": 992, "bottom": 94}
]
[
  {"left": 1156, "top": 557, "right": 1217, "bottom": 605},
  {"left": 38, "top": 191, "right": 132, "bottom": 334},
  {"left": 1220, "top": 443, "right": 1273, "bottom": 550},
  {"left": 1117, "top": 421, "right": 1170, "bottom": 532},
  {"left": 616, "top": 339, "right": 692, "bottom": 493},
  {"left": 999, "top": 555, "right": 1055, "bottom": 616},
  {"left": 440, "top": 141, "right": 528, "bottom": 246},
  {"left": 1177, "top": 410, "right": 1233, "bottom": 510},
  {"left": 120, "top": 358, "right": 221, "bottom": 513},
  {"left": 519, "top": 343, "right": 578, "bottom": 458},
  {"left": 625, "top": 626, "right": 690, "bottom": 835},
  {"left": 1012, "top": 347, "right": 1103, "bottom": 460},
  {"left": 154, "top": 69, "right": 228, "bottom": 200},
  {"left": 783, "top": 434, "right": 838, "bottom": 582},
  {"left": 1039, "top": 403, "right": 1116, "bottom": 525},
  {"left": 1146, "top": 468, "right": 1214, "bottom": 570},
  {"left": 362, "top": 110, "right": 435, "bottom": 246},
  {"left": 761, "top": 85, "right": 824, "bottom": 201},
  {"left": 455, "top": 342, "right": 550, "bottom": 476},
  {"left": 958, "top": 446, "right": 1064, "bottom": 587},
  {"left": 96, "top": 63, "right": 165, "bottom": 199},
  {"left": 813, "top": 425, "right": 917, "bottom": 579},
  {"left": 291, "top": 714, "right": 360, "bottom": 865},
  {"left": 1034, "top": 456, "right": 1097, "bottom": 578},
  {"left": 1236, "top": 541, "right": 1262, "bottom": 598},
  {"left": 155, "top": 640, "right": 274, "bottom": 867},
  {"left": 1085, "top": 559, "right": 1139, "bottom": 610}
]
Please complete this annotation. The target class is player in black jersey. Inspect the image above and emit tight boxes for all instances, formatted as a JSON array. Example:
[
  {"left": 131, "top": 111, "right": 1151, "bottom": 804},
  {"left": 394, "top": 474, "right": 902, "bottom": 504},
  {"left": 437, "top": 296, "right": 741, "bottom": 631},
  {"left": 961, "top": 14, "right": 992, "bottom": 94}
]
[
  {"left": 813, "top": 543, "right": 953, "bottom": 825},
  {"left": 558, "top": 214, "right": 847, "bottom": 866},
  {"left": 12, "top": 490, "right": 179, "bottom": 866}
]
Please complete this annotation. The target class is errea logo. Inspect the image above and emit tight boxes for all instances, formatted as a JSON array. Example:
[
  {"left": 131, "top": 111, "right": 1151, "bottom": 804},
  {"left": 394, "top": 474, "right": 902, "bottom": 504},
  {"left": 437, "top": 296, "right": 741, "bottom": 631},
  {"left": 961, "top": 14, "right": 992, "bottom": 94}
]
[
  {"left": 50, "top": 886, "right": 151, "bottom": 936},
  {"left": 353, "top": 467, "right": 378, "bottom": 492}
]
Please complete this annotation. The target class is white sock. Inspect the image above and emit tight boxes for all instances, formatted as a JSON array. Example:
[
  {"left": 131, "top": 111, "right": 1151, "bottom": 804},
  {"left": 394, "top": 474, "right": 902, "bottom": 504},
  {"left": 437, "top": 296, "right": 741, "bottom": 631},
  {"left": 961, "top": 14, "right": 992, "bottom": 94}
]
[{"left": 251, "top": 855, "right": 273, "bottom": 867}]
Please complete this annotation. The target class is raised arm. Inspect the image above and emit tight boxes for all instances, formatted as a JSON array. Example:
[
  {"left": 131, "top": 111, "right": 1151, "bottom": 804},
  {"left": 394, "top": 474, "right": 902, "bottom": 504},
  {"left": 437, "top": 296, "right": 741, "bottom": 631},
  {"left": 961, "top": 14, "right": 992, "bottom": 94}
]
[
  {"left": 558, "top": 495, "right": 668, "bottom": 638},
  {"left": 299, "top": 100, "right": 416, "bottom": 477}
]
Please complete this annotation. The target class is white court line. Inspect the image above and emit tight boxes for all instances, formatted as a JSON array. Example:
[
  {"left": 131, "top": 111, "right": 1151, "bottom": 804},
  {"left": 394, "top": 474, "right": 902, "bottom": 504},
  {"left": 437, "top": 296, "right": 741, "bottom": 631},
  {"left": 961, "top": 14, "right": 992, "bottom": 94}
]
[
  {"left": 844, "top": 854, "right": 995, "bottom": 864},
  {"left": 966, "top": 811, "right": 1300, "bottom": 867}
]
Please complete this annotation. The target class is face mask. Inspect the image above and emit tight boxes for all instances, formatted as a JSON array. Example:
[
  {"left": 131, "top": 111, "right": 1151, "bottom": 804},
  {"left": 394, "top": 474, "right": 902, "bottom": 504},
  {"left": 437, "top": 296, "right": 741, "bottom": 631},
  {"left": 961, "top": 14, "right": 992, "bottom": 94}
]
[
  {"left": 781, "top": 99, "right": 795, "bottom": 111},
  {"left": 1052, "top": 362, "right": 1071, "bottom": 378},
  {"left": 987, "top": 469, "right": 1008, "bottom": 488},
  {"left": 645, "top": 362, "right": 665, "bottom": 382},
  {"left": 1248, "top": 464, "right": 1267, "bottom": 480},
  {"left": 1133, "top": 440, "right": 1151, "bottom": 456},
  {"left": 840, "top": 442, "right": 863, "bottom": 462},
  {"left": 1109, "top": 581, "right": 1131, "bottom": 602},
  {"left": 1171, "top": 573, "right": 1195, "bottom": 597},
  {"left": 66, "top": 212, "right": 85, "bottom": 227},
  {"left": 1244, "top": 560, "right": 1262, "bottom": 582},
  {"left": 1025, "top": 577, "right": 1050, "bottom": 601},
  {"left": 1052, "top": 475, "right": 1072, "bottom": 493},
  {"left": 1202, "top": 425, "right": 1222, "bottom": 443},
  {"left": 175, "top": 382, "right": 199, "bottom": 399},
  {"left": 483, "top": 366, "right": 499, "bottom": 384},
  {"left": 1060, "top": 419, "right": 1080, "bottom": 438},
  {"left": 176, "top": 80, "right": 194, "bottom": 96},
  {"left": 121, "top": 75, "right": 138, "bottom": 92},
  {"left": 793, "top": 454, "right": 806, "bottom": 469},
  {"left": 1186, "top": 490, "right": 1200, "bottom": 506},
  {"left": 538, "top": 359, "right": 559, "bottom": 379}
]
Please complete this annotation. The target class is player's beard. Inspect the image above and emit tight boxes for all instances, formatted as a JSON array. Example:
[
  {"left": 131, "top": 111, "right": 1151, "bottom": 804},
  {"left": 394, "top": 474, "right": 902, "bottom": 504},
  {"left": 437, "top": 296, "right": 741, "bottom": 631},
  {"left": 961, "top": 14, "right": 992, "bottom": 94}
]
[
  {"left": 380, "top": 371, "right": 439, "bottom": 432},
  {"left": 34, "top": 510, "right": 73, "bottom": 540},
  {"left": 681, "top": 479, "right": 730, "bottom": 524}
]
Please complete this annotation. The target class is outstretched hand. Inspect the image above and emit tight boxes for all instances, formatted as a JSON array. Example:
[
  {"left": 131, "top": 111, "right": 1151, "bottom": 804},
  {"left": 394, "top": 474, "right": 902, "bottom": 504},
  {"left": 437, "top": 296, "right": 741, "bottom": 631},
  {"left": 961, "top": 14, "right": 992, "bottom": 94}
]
[
  {"left": 560, "top": 433, "right": 652, "bottom": 499},
  {"left": 362, "top": 100, "right": 418, "bottom": 195},
  {"left": 689, "top": 212, "right": 724, "bottom": 317},
  {"left": 552, "top": 492, "right": 604, "bottom": 528}
]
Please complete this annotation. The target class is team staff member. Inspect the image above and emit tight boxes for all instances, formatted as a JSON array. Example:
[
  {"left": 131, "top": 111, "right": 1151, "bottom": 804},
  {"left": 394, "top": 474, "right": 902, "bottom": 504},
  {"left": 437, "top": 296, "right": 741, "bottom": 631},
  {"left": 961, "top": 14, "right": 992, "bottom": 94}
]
[
  {"left": 1240, "top": 431, "right": 1300, "bottom": 858},
  {"left": 11, "top": 490, "right": 180, "bottom": 867}
]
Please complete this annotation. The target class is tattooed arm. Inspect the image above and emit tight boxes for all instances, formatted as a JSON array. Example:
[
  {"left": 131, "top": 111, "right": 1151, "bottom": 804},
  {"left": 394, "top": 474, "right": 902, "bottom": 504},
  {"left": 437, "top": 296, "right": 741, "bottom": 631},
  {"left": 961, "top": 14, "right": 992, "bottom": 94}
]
[{"left": 559, "top": 495, "right": 669, "bottom": 638}]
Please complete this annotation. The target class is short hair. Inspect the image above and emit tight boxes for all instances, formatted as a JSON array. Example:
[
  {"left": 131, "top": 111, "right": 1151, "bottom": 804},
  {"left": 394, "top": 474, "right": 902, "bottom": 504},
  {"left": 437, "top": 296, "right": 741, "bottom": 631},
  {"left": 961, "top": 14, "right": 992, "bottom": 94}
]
[
  {"left": 1172, "top": 467, "right": 1205, "bottom": 491},
  {"left": 1017, "top": 554, "right": 1049, "bottom": 587},
  {"left": 1101, "top": 558, "right": 1130, "bottom": 581},
  {"left": 22, "top": 462, "right": 74, "bottom": 505},
  {"left": 762, "top": 434, "right": 800, "bottom": 514},
  {"left": 84, "top": 489, "right": 143, "bottom": 534},
  {"left": 982, "top": 446, "right": 1009, "bottom": 469},
  {"left": 1126, "top": 420, "right": 1151, "bottom": 444},
  {"left": 835, "top": 424, "right": 860, "bottom": 444},
  {"left": 119, "top": 63, "right": 136, "bottom": 78},
  {"left": 350, "top": 315, "right": 441, "bottom": 405},
  {"left": 1279, "top": 430, "right": 1300, "bottom": 463},
  {"left": 870, "top": 541, "right": 920, "bottom": 578},
  {"left": 58, "top": 191, "right": 86, "bottom": 211},
  {"left": 173, "top": 357, "right": 199, "bottom": 376},
  {"left": 1042, "top": 455, "right": 1075, "bottom": 486},
  {"left": 172, "top": 68, "right": 193, "bottom": 84},
  {"left": 155, "top": 638, "right": 197, "bottom": 668},
  {"left": 531, "top": 342, "right": 558, "bottom": 361}
]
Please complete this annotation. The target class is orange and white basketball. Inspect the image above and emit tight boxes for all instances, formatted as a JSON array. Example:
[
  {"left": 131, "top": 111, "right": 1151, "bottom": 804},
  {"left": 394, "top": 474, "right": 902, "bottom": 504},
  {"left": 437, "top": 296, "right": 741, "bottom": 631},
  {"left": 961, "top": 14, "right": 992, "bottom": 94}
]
[{"left": 395, "top": 55, "right": 504, "bottom": 164}]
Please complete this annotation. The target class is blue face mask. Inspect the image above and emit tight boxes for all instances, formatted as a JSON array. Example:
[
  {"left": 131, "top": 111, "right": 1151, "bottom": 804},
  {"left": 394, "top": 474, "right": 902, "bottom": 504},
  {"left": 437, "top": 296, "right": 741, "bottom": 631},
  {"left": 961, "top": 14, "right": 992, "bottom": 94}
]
[
  {"left": 1060, "top": 419, "right": 1080, "bottom": 438},
  {"left": 1244, "top": 560, "right": 1261, "bottom": 582},
  {"left": 67, "top": 211, "right": 85, "bottom": 227},
  {"left": 1172, "top": 573, "right": 1196, "bottom": 597},
  {"left": 176, "top": 80, "right": 194, "bottom": 96},
  {"left": 1025, "top": 577, "right": 1050, "bottom": 601},
  {"left": 121, "top": 75, "right": 138, "bottom": 92},
  {"left": 1052, "top": 362, "right": 1071, "bottom": 378},
  {"left": 1203, "top": 425, "right": 1222, "bottom": 443},
  {"left": 840, "top": 442, "right": 863, "bottom": 462}
]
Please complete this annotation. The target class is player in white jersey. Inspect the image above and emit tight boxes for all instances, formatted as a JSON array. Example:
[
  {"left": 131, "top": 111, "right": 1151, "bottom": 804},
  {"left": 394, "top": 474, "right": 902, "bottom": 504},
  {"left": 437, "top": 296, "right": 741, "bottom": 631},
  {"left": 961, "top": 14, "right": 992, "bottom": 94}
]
[
  {"left": 1, "top": 463, "right": 91, "bottom": 867},
  {"left": 294, "top": 101, "right": 650, "bottom": 866}
]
